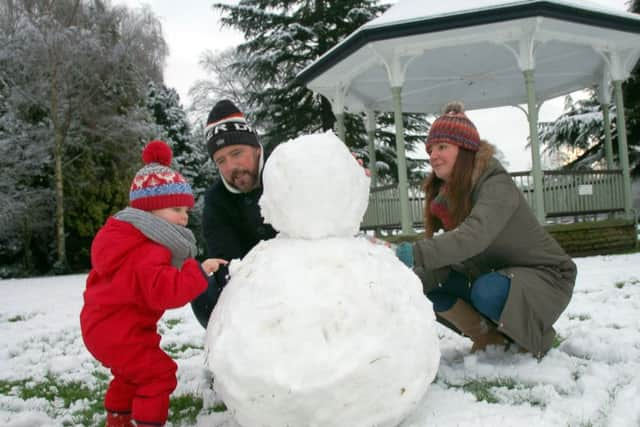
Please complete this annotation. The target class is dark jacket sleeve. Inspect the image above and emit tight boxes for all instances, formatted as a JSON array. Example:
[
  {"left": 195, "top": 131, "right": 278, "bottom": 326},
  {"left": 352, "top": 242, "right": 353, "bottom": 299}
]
[
  {"left": 412, "top": 246, "right": 451, "bottom": 295},
  {"left": 201, "top": 176, "right": 276, "bottom": 292},
  {"left": 202, "top": 184, "right": 245, "bottom": 261}
]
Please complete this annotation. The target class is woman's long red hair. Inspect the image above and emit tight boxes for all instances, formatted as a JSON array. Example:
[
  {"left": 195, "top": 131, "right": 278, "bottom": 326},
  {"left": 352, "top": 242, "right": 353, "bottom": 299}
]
[{"left": 423, "top": 148, "right": 476, "bottom": 237}]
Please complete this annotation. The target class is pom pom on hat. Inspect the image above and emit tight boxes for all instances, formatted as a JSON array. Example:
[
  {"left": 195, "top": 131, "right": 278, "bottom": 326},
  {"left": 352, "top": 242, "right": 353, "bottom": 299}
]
[
  {"left": 441, "top": 101, "right": 465, "bottom": 115},
  {"left": 426, "top": 101, "right": 480, "bottom": 153},
  {"left": 142, "top": 140, "right": 173, "bottom": 166},
  {"left": 129, "top": 140, "right": 194, "bottom": 211},
  {"left": 204, "top": 100, "right": 260, "bottom": 159}
]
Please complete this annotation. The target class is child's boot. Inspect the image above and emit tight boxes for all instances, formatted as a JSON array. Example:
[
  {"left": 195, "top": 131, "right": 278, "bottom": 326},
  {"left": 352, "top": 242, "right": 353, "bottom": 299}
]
[{"left": 105, "top": 411, "right": 134, "bottom": 427}]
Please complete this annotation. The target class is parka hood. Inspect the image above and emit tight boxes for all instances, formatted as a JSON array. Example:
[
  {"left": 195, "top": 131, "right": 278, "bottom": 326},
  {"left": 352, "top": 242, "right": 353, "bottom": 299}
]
[
  {"left": 90, "top": 217, "right": 147, "bottom": 275},
  {"left": 471, "top": 140, "right": 499, "bottom": 186}
]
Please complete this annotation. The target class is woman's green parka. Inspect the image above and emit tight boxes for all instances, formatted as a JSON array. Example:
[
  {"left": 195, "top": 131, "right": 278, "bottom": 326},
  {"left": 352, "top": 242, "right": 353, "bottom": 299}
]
[{"left": 413, "top": 142, "right": 576, "bottom": 357}]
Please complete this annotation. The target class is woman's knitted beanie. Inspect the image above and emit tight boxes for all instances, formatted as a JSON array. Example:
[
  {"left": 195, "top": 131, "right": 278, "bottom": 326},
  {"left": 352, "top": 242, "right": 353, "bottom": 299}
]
[{"left": 426, "top": 102, "right": 480, "bottom": 153}]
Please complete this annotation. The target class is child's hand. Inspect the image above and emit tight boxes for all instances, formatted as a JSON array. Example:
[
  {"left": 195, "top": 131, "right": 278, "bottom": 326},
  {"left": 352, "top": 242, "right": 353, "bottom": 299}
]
[{"left": 201, "top": 258, "right": 228, "bottom": 276}]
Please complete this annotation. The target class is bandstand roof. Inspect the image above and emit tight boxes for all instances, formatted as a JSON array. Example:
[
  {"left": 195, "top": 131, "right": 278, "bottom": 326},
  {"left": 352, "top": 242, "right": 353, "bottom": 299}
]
[{"left": 297, "top": 0, "right": 640, "bottom": 114}]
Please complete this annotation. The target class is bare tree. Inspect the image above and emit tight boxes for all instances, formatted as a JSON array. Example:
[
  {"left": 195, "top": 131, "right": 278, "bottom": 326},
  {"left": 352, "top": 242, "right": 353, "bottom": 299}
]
[
  {"left": 1, "top": 0, "right": 167, "bottom": 272},
  {"left": 188, "top": 48, "right": 265, "bottom": 130}
]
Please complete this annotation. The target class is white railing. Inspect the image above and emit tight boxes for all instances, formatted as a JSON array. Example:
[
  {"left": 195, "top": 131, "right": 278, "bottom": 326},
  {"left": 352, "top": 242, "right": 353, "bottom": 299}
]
[{"left": 361, "top": 170, "right": 625, "bottom": 230}]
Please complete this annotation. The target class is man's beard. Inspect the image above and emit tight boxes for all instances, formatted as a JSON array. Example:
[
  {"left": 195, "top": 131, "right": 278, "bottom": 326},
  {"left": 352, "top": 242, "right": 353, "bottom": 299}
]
[{"left": 230, "top": 168, "right": 259, "bottom": 192}]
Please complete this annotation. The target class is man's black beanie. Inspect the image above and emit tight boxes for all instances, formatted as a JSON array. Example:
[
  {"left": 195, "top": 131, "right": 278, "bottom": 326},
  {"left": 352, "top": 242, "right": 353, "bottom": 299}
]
[{"left": 205, "top": 100, "right": 259, "bottom": 159}]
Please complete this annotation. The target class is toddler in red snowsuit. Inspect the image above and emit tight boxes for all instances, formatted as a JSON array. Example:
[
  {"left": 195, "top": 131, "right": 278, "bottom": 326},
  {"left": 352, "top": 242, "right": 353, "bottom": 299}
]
[{"left": 80, "top": 141, "right": 226, "bottom": 427}]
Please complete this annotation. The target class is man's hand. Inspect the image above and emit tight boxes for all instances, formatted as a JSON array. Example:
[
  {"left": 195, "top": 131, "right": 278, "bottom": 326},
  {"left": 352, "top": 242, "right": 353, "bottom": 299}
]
[
  {"left": 201, "top": 258, "right": 228, "bottom": 276},
  {"left": 395, "top": 242, "right": 414, "bottom": 268},
  {"left": 351, "top": 152, "right": 371, "bottom": 177}
]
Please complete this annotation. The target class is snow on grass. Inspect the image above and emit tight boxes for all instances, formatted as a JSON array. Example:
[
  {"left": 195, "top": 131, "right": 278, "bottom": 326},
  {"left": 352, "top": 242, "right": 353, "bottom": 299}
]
[{"left": 1, "top": 253, "right": 639, "bottom": 426}]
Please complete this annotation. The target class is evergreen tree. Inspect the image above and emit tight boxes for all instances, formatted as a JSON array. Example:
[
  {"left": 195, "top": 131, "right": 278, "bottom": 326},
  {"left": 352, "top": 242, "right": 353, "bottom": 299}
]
[
  {"left": 213, "top": 0, "right": 428, "bottom": 184},
  {"left": 146, "top": 82, "right": 214, "bottom": 198},
  {"left": 538, "top": 94, "right": 608, "bottom": 169},
  {"left": 146, "top": 82, "right": 216, "bottom": 255},
  {"left": 539, "top": 88, "right": 639, "bottom": 177},
  {"left": 538, "top": 0, "right": 640, "bottom": 176}
]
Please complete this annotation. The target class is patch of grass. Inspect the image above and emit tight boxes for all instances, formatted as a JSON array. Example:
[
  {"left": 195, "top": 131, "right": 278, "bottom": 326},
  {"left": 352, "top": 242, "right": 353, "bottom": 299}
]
[
  {"left": 477, "top": 378, "right": 547, "bottom": 406},
  {"left": 464, "top": 379, "right": 517, "bottom": 403},
  {"left": 568, "top": 313, "right": 591, "bottom": 321},
  {"left": 162, "top": 343, "right": 204, "bottom": 358},
  {"left": 0, "top": 371, "right": 109, "bottom": 426},
  {"left": 446, "top": 378, "right": 518, "bottom": 404},
  {"left": 618, "top": 278, "right": 640, "bottom": 289},
  {"left": 552, "top": 334, "right": 564, "bottom": 348},
  {"left": 211, "top": 401, "right": 227, "bottom": 413},
  {"left": 2, "top": 372, "right": 217, "bottom": 426},
  {"left": 19, "top": 375, "right": 95, "bottom": 406},
  {"left": 69, "top": 373, "right": 109, "bottom": 426},
  {"left": 7, "top": 315, "right": 27, "bottom": 322},
  {"left": 169, "top": 394, "right": 203, "bottom": 425},
  {"left": 0, "top": 380, "right": 14, "bottom": 394},
  {"left": 164, "top": 318, "right": 182, "bottom": 329}
]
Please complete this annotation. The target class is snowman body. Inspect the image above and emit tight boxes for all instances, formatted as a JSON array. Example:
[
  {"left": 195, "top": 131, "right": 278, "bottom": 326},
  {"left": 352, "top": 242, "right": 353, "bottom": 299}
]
[{"left": 205, "top": 131, "right": 440, "bottom": 427}]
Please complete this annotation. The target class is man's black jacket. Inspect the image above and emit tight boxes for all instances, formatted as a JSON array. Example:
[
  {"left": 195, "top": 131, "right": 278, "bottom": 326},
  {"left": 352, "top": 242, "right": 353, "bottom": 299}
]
[
  {"left": 191, "top": 161, "right": 276, "bottom": 328},
  {"left": 202, "top": 179, "right": 276, "bottom": 266}
]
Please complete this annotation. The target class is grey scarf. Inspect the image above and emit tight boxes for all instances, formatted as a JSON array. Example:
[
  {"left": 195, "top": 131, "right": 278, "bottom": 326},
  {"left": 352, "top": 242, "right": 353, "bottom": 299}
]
[{"left": 114, "top": 207, "right": 198, "bottom": 268}]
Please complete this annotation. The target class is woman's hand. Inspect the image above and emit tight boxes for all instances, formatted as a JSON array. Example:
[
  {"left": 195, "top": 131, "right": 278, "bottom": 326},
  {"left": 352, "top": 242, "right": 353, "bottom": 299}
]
[
  {"left": 395, "top": 242, "right": 414, "bottom": 268},
  {"left": 352, "top": 152, "right": 371, "bottom": 177}
]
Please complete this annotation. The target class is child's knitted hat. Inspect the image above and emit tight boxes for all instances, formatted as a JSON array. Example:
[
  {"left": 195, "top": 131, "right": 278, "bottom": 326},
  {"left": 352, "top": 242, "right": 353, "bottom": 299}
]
[
  {"left": 129, "top": 140, "right": 194, "bottom": 211},
  {"left": 426, "top": 102, "right": 480, "bottom": 153}
]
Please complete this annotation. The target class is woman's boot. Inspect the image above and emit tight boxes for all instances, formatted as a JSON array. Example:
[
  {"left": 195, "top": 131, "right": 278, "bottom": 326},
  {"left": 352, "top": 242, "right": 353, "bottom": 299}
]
[{"left": 437, "top": 299, "right": 508, "bottom": 352}]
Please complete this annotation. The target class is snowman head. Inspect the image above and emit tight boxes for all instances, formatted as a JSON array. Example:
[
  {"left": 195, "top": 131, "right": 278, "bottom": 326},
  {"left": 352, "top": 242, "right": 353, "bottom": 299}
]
[{"left": 259, "top": 131, "right": 370, "bottom": 239}]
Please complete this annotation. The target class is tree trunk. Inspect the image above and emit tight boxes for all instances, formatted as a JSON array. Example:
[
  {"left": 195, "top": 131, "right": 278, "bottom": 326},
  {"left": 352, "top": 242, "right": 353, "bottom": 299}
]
[
  {"left": 50, "top": 61, "right": 67, "bottom": 270},
  {"left": 22, "top": 214, "right": 33, "bottom": 272},
  {"left": 54, "top": 125, "right": 66, "bottom": 268}
]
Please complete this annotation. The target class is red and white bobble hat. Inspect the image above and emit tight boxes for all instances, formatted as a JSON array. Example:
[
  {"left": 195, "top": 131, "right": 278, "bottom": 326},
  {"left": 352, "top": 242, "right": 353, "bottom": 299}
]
[{"left": 129, "top": 140, "right": 194, "bottom": 211}]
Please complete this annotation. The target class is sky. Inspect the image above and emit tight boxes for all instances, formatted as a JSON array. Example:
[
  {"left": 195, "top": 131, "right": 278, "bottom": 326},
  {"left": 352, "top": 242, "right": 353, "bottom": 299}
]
[
  {"left": 113, "top": 0, "right": 633, "bottom": 171},
  {"left": 1, "top": 251, "right": 639, "bottom": 426}
]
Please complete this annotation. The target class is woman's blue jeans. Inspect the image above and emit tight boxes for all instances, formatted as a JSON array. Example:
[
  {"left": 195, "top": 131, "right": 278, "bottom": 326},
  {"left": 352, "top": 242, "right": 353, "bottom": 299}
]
[{"left": 427, "top": 270, "right": 511, "bottom": 321}]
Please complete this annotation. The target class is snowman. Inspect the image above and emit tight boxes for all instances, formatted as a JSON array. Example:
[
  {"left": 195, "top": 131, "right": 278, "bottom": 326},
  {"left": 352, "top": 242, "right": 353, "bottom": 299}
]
[{"left": 205, "top": 131, "right": 440, "bottom": 427}]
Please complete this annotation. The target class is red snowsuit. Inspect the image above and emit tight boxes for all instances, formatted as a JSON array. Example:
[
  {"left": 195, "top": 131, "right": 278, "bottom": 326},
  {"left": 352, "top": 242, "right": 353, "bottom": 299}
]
[{"left": 80, "top": 217, "right": 207, "bottom": 425}]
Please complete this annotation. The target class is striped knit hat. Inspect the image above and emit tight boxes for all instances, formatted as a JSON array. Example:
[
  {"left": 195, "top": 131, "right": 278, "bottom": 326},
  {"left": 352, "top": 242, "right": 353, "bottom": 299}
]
[
  {"left": 129, "top": 140, "right": 194, "bottom": 211},
  {"left": 426, "top": 102, "right": 480, "bottom": 153},
  {"left": 205, "top": 100, "right": 259, "bottom": 159}
]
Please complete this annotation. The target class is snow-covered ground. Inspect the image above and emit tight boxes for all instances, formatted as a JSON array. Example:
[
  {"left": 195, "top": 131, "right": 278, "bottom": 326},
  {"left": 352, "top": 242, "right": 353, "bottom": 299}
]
[{"left": 1, "top": 252, "right": 639, "bottom": 427}]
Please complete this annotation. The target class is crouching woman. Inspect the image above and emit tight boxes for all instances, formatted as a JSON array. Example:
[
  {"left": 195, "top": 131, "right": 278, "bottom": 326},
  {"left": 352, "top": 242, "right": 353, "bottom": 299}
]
[{"left": 405, "top": 102, "right": 576, "bottom": 358}]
